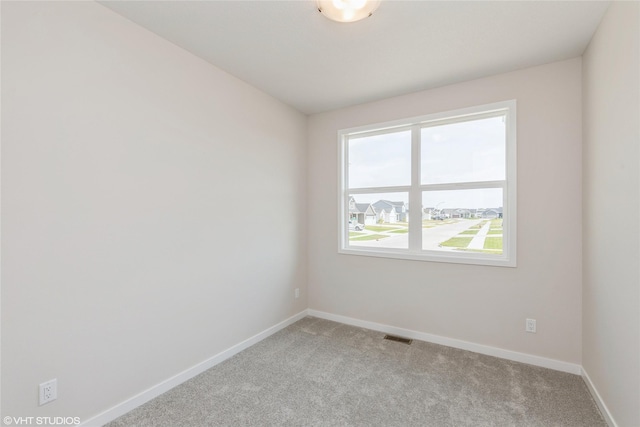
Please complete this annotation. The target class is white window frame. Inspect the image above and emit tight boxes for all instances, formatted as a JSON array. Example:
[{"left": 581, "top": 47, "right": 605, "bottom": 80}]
[{"left": 338, "top": 100, "right": 517, "bottom": 267}]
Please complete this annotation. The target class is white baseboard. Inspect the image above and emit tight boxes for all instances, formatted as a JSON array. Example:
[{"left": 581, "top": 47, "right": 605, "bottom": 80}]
[
  {"left": 80, "top": 310, "right": 309, "bottom": 427},
  {"left": 307, "top": 309, "right": 582, "bottom": 375},
  {"left": 581, "top": 367, "right": 617, "bottom": 427}
]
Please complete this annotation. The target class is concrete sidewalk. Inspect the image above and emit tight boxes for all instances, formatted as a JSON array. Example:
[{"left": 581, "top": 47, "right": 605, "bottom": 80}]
[{"left": 467, "top": 221, "right": 492, "bottom": 249}]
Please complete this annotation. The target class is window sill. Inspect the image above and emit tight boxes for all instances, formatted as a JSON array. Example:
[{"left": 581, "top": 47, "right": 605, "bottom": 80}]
[{"left": 338, "top": 247, "right": 516, "bottom": 267}]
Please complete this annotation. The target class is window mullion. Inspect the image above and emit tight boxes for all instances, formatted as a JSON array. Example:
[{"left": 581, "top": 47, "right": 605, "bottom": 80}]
[
  {"left": 340, "top": 133, "right": 349, "bottom": 250},
  {"left": 409, "top": 125, "right": 421, "bottom": 251},
  {"left": 420, "top": 181, "right": 505, "bottom": 191},
  {"left": 348, "top": 186, "right": 412, "bottom": 194}
]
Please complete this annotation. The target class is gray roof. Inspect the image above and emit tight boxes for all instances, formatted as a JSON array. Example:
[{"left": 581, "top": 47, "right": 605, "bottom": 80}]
[
  {"left": 354, "top": 203, "right": 375, "bottom": 214},
  {"left": 372, "top": 200, "right": 405, "bottom": 214},
  {"left": 348, "top": 197, "right": 375, "bottom": 214}
]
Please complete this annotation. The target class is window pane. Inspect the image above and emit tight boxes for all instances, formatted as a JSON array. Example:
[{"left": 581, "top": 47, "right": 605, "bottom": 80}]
[
  {"left": 421, "top": 116, "right": 505, "bottom": 184},
  {"left": 422, "top": 189, "right": 503, "bottom": 254},
  {"left": 347, "top": 193, "right": 408, "bottom": 249},
  {"left": 348, "top": 130, "right": 411, "bottom": 189}
]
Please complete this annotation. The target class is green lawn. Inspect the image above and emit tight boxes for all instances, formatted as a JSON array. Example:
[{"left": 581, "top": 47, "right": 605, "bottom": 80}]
[
  {"left": 389, "top": 229, "right": 408, "bottom": 234},
  {"left": 484, "top": 237, "right": 503, "bottom": 250},
  {"left": 459, "top": 229, "right": 479, "bottom": 235},
  {"left": 350, "top": 234, "right": 390, "bottom": 241},
  {"left": 349, "top": 232, "right": 365, "bottom": 238},
  {"left": 470, "top": 221, "right": 488, "bottom": 229},
  {"left": 365, "top": 225, "right": 406, "bottom": 232},
  {"left": 440, "top": 237, "right": 473, "bottom": 248}
]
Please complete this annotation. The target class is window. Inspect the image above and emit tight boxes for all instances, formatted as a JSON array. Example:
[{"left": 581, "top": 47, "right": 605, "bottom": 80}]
[{"left": 339, "top": 100, "right": 516, "bottom": 267}]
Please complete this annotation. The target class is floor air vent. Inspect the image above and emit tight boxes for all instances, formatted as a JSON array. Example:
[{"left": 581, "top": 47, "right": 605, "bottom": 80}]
[{"left": 383, "top": 334, "right": 413, "bottom": 345}]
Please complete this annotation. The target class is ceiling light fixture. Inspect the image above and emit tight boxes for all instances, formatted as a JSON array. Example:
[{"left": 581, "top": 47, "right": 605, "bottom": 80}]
[{"left": 317, "top": 0, "right": 381, "bottom": 23}]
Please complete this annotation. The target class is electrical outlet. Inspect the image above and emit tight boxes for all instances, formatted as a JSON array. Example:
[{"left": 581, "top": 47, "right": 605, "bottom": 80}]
[
  {"left": 39, "top": 379, "right": 57, "bottom": 405},
  {"left": 525, "top": 318, "right": 537, "bottom": 333},
  {"left": 294, "top": 288, "right": 300, "bottom": 299}
]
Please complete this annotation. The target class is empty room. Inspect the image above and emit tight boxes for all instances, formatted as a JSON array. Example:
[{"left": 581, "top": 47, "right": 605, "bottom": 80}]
[{"left": 1, "top": 1, "right": 638, "bottom": 426}]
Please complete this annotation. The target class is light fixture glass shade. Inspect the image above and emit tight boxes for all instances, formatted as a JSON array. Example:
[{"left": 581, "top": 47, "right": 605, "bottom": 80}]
[{"left": 317, "top": 0, "right": 381, "bottom": 23}]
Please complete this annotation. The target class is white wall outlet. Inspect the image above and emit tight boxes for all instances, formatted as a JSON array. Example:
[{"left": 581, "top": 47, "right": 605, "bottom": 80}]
[
  {"left": 526, "top": 318, "right": 537, "bottom": 333},
  {"left": 39, "top": 379, "right": 57, "bottom": 405},
  {"left": 294, "top": 288, "right": 300, "bottom": 299}
]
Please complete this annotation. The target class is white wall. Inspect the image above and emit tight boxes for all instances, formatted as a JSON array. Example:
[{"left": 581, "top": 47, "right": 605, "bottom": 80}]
[
  {"left": 1, "top": 1, "right": 306, "bottom": 422},
  {"left": 308, "top": 59, "right": 583, "bottom": 364},
  {"left": 582, "top": 2, "right": 640, "bottom": 426}
]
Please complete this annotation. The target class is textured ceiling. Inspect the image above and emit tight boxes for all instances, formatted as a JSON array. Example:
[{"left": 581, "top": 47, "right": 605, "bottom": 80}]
[{"left": 100, "top": 1, "right": 610, "bottom": 114}]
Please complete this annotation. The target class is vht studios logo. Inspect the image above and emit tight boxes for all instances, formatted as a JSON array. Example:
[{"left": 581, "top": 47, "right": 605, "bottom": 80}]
[{"left": 3, "top": 416, "right": 81, "bottom": 426}]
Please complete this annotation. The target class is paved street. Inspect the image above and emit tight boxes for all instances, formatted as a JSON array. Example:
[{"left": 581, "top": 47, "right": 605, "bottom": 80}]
[{"left": 422, "top": 219, "right": 482, "bottom": 250}]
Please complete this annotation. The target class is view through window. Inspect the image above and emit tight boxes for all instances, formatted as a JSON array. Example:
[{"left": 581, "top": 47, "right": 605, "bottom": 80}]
[{"left": 340, "top": 101, "right": 516, "bottom": 266}]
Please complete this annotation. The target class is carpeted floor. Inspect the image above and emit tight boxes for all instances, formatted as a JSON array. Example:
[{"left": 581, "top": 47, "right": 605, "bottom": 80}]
[{"left": 106, "top": 317, "right": 606, "bottom": 426}]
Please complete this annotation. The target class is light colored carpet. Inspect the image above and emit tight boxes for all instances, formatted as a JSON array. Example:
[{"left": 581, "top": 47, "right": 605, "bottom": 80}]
[{"left": 106, "top": 317, "right": 605, "bottom": 426}]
